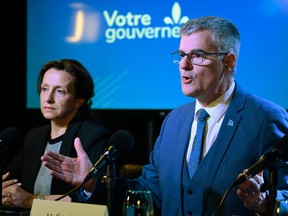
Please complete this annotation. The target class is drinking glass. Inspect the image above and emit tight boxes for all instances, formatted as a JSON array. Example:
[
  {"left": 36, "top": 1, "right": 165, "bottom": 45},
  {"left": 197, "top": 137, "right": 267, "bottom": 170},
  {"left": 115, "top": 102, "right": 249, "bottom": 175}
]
[
  {"left": 274, "top": 199, "right": 288, "bottom": 216},
  {"left": 123, "top": 190, "right": 154, "bottom": 216}
]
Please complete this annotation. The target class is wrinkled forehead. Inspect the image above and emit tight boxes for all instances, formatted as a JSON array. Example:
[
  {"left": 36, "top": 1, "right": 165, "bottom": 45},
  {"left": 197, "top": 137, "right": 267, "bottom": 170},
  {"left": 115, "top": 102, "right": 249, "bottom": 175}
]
[
  {"left": 42, "top": 68, "right": 76, "bottom": 89},
  {"left": 179, "top": 30, "right": 218, "bottom": 52}
]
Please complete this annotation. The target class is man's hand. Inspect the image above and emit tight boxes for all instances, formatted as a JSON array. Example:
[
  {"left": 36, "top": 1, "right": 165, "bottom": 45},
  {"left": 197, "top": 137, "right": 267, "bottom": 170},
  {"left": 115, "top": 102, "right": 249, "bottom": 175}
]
[
  {"left": 41, "top": 137, "right": 93, "bottom": 187},
  {"left": 237, "top": 170, "right": 269, "bottom": 215}
]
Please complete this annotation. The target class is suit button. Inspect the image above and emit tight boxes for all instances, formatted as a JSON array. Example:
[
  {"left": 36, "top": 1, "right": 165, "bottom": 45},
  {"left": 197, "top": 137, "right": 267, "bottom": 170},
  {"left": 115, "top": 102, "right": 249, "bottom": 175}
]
[
  {"left": 187, "top": 211, "right": 192, "bottom": 216},
  {"left": 188, "top": 190, "right": 192, "bottom": 195}
]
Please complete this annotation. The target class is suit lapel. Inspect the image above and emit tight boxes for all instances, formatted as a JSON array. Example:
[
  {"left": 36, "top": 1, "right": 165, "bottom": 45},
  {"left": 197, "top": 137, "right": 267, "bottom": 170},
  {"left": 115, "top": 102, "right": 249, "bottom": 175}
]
[
  {"left": 28, "top": 125, "right": 50, "bottom": 191},
  {"left": 60, "top": 120, "right": 83, "bottom": 156},
  {"left": 172, "top": 103, "right": 196, "bottom": 193},
  {"left": 197, "top": 83, "right": 246, "bottom": 214}
]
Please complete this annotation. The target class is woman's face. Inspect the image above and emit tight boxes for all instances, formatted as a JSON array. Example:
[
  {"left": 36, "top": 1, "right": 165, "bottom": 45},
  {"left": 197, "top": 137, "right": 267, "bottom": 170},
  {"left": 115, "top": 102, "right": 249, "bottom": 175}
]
[{"left": 40, "top": 68, "right": 83, "bottom": 124}]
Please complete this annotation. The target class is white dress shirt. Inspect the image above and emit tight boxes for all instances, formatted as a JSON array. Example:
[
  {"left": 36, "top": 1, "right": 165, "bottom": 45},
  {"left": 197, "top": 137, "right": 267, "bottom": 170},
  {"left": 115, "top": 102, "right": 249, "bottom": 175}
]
[{"left": 186, "top": 81, "right": 235, "bottom": 163}]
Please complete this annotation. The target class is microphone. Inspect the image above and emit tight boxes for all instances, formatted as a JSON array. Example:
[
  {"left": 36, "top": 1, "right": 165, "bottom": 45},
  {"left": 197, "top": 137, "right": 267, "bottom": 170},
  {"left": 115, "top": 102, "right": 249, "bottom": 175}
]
[
  {"left": 84, "top": 130, "right": 134, "bottom": 182},
  {"left": 233, "top": 134, "right": 288, "bottom": 186},
  {"left": 0, "top": 127, "right": 19, "bottom": 153},
  {"left": 53, "top": 130, "right": 134, "bottom": 202}
]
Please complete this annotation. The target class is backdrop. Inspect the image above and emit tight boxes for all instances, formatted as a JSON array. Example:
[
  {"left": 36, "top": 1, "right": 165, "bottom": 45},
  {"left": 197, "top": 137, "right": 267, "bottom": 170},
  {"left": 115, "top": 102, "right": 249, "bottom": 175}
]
[{"left": 27, "top": 0, "right": 288, "bottom": 110}]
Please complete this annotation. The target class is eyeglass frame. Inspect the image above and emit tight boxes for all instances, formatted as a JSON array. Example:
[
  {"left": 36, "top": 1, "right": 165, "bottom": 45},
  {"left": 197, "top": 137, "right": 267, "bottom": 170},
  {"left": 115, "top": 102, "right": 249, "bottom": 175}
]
[{"left": 171, "top": 50, "right": 229, "bottom": 65}]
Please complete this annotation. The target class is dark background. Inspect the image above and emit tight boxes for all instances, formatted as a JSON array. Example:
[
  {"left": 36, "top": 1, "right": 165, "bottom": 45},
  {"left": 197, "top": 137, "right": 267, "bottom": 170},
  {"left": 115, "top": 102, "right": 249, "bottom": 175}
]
[{"left": 0, "top": 0, "right": 170, "bottom": 166}]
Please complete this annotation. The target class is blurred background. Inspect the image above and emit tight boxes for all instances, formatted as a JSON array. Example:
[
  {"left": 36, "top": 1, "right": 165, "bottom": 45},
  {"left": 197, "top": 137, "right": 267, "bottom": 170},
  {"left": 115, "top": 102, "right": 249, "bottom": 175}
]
[{"left": 1, "top": 0, "right": 288, "bottom": 167}]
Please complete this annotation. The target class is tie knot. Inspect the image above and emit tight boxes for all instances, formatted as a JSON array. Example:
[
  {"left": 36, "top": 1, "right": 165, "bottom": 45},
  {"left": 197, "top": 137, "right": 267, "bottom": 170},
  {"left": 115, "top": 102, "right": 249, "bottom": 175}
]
[{"left": 197, "top": 109, "right": 209, "bottom": 121}]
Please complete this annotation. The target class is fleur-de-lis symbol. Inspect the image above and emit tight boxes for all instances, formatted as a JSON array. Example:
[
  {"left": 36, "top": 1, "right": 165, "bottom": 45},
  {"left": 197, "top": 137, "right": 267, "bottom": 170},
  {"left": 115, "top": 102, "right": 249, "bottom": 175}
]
[
  {"left": 227, "top": 119, "right": 234, "bottom": 127},
  {"left": 163, "top": 2, "right": 189, "bottom": 25}
]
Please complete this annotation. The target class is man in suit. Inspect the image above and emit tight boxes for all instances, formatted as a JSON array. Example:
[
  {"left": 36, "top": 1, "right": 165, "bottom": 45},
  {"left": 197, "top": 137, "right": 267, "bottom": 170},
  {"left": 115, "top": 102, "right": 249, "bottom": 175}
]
[{"left": 41, "top": 16, "right": 288, "bottom": 215}]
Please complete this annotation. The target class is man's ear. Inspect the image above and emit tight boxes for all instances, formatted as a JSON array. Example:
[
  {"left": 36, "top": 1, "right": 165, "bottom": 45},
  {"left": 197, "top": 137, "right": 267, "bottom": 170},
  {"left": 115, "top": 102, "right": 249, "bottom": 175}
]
[{"left": 226, "top": 53, "right": 236, "bottom": 69}]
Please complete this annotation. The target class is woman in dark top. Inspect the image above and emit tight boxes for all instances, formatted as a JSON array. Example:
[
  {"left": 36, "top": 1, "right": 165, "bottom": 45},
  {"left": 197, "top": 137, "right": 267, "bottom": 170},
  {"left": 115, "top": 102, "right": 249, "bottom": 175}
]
[{"left": 2, "top": 59, "right": 111, "bottom": 209}]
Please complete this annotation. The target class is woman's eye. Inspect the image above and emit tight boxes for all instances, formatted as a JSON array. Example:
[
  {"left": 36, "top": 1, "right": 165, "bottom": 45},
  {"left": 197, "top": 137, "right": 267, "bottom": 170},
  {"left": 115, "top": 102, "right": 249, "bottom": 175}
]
[
  {"left": 41, "top": 87, "right": 48, "bottom": 92},
  {"left": 57, "top": 89, "right": 65, "bottom": 94}
]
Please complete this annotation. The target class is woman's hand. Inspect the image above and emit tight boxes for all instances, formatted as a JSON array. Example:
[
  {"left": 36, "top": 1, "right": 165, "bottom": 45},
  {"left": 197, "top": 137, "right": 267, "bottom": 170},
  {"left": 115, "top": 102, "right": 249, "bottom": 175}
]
[
  {"left": 2, "top": 185, "right": 72, "bottom": 209},
  {"left": 2, "top": 183, "right": 34, "bottom": 209},
  {"left": 2, "top": 172, "right": 21, "bottom": 190}
]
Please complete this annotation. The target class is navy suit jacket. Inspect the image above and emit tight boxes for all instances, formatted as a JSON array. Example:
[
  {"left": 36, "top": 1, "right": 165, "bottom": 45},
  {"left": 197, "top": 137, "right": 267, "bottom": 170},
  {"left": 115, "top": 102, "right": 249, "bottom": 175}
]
[
  {"left": 4, "top": 117, "right": 111, "bottom": 204},
  {"left": 129, "top": 83, "right": 288, "bottom": 216}
]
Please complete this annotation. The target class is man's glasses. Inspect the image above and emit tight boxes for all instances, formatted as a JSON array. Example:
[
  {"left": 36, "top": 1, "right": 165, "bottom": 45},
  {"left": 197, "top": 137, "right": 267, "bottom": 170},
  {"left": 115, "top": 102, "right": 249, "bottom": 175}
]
[{"left": 171, "top": 50, "right": 229, "bottom": 65}]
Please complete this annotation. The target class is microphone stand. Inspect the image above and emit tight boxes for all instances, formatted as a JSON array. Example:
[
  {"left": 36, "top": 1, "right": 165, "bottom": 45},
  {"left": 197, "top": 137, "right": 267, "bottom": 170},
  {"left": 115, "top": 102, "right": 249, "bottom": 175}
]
[
  {"left": 260, "top": 167, "right": 278, "bottom": 216},
  {"left": 105, "top": 161, "right": 116, "bottom": 216}
]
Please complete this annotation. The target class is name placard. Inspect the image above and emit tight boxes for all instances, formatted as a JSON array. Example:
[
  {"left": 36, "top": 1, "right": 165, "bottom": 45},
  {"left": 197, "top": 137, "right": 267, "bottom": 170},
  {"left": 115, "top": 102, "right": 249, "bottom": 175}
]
[{"left": 30, "top": 199, "right": 109, "bottom": 216}]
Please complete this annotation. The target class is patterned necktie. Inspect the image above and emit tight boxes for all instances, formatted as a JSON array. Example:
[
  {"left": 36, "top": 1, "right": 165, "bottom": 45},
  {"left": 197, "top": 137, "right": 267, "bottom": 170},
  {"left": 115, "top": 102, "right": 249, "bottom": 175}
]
[{"left": 188, "top": 108, "right": 209, "bottom": 178}]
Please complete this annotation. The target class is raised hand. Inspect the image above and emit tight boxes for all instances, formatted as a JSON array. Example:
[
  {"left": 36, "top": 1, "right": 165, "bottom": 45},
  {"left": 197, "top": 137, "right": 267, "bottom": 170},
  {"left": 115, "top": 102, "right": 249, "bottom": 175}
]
[{"left": 41, "top": 137, "right": 94, "bottom": 189}]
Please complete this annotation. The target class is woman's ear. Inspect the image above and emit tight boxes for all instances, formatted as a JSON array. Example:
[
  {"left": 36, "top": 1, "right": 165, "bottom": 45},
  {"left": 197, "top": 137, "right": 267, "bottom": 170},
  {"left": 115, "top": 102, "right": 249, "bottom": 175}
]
[{"left": 75, "top": 98, "right": 85, "bottom": 109}]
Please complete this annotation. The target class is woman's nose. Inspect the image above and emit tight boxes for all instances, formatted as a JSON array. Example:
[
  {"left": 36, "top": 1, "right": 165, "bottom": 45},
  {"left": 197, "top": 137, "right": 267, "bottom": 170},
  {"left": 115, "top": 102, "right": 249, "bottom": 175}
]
[{"left": 45, "top": 92, "right": 55, "bottom": 103}]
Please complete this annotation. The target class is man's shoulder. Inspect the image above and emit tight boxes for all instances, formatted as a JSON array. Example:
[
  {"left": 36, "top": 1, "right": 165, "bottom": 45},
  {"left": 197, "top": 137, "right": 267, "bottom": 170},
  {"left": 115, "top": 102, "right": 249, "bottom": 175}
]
[
  {"left": 164, "top": 101, "right": 196, "bottom": 121},
  {"left": 172, "top": 100, "right": 195, "bottom": 112}
]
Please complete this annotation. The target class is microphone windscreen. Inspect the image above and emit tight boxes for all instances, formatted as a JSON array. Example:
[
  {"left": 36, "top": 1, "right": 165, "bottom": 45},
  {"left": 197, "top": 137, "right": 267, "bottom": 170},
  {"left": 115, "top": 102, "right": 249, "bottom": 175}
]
[
  {"left": 0, "top": 127, "right": 19, "bottom": 152},
  {"left": 108, "top": 130, "right": 134, "bottom": 156}
]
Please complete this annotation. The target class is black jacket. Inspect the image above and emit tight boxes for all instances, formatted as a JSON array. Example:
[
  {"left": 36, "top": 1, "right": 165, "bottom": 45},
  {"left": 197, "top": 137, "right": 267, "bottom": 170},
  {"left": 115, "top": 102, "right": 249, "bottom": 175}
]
[{"left": 4, "top": 117, "right": 111, "bottom": 204}]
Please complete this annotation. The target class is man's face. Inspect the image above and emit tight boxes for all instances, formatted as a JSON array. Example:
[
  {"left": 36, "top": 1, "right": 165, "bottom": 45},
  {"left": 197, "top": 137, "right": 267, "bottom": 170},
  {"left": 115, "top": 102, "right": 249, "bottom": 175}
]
[{"left": 178, "top": 30, "right": 229, "bottom": 106}]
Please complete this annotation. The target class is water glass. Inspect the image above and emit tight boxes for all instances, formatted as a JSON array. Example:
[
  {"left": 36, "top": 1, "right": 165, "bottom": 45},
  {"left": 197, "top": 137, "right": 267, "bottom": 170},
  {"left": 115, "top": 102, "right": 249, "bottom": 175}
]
[
  {"left": 123, "top": 190, "right": 154, "bottom": 216},
  {"left": 274, "top": 199, "right": 288, "bottom": 216}
]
